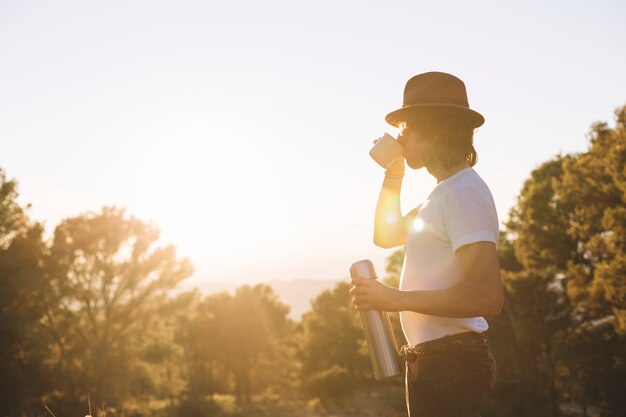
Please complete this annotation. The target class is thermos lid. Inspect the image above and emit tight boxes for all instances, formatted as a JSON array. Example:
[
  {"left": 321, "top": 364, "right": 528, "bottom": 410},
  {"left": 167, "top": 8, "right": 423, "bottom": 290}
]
[{"left": 350, "top": 259, "right": 377, "bottom": 279}]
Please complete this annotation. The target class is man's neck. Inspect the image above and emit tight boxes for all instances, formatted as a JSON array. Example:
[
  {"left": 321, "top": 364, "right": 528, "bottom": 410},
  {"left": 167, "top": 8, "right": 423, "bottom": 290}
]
[{"left": 429, "top": 162, "right": 471, "bottom": 184}]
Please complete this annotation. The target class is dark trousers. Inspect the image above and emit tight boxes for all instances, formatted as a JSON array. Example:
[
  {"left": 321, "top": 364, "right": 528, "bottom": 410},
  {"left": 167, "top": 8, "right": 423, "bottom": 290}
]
[{"left": 401, "top": 332, "right": 496, "bottom": 417}]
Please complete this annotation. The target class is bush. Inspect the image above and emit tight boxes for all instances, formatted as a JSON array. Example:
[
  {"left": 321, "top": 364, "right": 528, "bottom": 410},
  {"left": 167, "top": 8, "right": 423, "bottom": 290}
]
[
  {"left": 304, "top": 365, "right": 356, "bottom": 401},
  {"left": 177, "top": 397, "right": 220, "bottom": 417}
]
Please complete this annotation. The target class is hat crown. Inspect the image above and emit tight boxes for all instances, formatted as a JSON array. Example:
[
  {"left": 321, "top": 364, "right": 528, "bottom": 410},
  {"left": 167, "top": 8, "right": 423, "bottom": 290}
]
[
  {"left": 403, "top": 72, "right": 469, "bottom": 108},
  {"left": 385, "top": 71, "right": 484, "bottom": 128}
]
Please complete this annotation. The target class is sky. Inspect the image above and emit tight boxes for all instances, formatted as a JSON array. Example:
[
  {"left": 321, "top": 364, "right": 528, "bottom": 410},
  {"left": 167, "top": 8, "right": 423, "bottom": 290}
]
[{"left": 1, "top": 0, "right": 625, "bottom": 286}]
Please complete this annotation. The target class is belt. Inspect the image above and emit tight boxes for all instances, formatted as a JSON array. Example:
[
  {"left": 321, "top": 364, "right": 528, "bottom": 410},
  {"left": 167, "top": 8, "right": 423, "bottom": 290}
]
[{"left": 400, "top": 331, "right": 489, "bottom": 363}]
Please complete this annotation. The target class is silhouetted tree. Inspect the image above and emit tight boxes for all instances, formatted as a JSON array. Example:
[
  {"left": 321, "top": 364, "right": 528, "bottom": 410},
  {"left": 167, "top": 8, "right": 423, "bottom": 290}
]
[
  {"left": 182, "top": 284, "right": 293, "bottom": 404},
  {"left": 496, "top": 105, "right": 626, "bottom": 417},
  {"left": 0, "top": 169, "right": 49, "bottom": 416},
  {"left": 40, "top": 206, "right": 192, "bottom": 413},
  {"left": 296, "top": 282, "right": 371, "bottom": 401},
  {"left": 554, "top": 107, "right": 626, "bottom": 332}
]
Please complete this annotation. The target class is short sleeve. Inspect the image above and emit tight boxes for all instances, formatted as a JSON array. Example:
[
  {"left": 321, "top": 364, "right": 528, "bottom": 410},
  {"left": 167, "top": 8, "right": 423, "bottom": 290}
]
[{"left": 442, "top": 184, "right": 499, "bottom": 253}]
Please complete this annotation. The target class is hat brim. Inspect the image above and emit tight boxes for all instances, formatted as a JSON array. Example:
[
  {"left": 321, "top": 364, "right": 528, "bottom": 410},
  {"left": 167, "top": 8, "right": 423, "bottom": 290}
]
[{"left": 385, "top": 104, "right": 485, "bottom": 128}]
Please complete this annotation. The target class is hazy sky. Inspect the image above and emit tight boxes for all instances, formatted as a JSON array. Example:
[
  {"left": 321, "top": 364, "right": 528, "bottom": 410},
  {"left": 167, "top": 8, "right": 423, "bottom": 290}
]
[{"left": 1, "top": 0, "right": 625, "bottom": 286}]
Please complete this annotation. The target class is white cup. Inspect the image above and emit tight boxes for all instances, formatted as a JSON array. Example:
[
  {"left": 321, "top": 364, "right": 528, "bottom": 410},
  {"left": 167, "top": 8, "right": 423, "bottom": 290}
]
[{"left": 369, "top": 133, "right": 404, "bottom": 169}]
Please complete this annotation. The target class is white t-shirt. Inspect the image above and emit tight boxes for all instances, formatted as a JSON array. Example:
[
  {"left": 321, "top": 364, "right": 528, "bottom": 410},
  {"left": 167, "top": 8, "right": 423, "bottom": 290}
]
[{"left": 399, "top": 167, "right": 499, "bottom": 346}]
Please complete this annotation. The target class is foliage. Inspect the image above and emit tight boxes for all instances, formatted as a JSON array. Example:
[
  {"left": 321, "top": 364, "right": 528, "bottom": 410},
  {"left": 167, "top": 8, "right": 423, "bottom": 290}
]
[
  {"left": 0, "top": 169, "right": 49, "bottom": 416},
  {"left": 303, "top": 365, "right": 354, "bottom": 402},
  {"left": 493, "top": 105, "right": 626, "bottom": 416},
  {"left": 180, "top": 284, "right": 293, "bottom": 404},
  {"left": 177, "top": 397, "right": 220, "bottom": 417},
  {"left": 40, "top": 206, "right": 193, "bottom": 413},
  {"left": 298, "top": 282, "right": 371, "bottom": 387},
  {"left": 555, "top": 108, "right": 626, "bottom": 331},
  {"left": 385, "top": 247, "right": 405, "bottom": 280}
]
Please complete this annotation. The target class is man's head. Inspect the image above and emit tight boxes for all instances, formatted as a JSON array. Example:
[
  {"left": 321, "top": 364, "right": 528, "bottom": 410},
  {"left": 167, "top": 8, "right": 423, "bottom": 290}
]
[
  {"left": 385, "top": 72, "right": 483, "bottom": 171},
  {"left": 397, "top": 108, "right": 478, "bottom": 171}
]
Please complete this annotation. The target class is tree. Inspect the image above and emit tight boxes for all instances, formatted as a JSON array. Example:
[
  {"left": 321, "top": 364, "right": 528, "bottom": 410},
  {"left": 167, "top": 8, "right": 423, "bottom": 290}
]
[
  {"left": 503, "top": 156, "right": 576, "bottom": 417},
  {"left": 554, "top": 106, "right": 626, "bottom": 332},
  {"left": 182, "top": 284, "right": 293, "bottom": 404},
  {"left": 0, "top": 168, "right": 49, "bottom": 416},
  {"left": 296, "top": 282, "right": 371, "bottom": 401},
  {"left": 498, "top": 105, "right": 626, "bottom": 416},
  {"left": 385, "top": 248, "right": 405, "bottom": 281},
  {"left": 40, "top": 206, "right": 193, "bottom": 413},
  {"left": 553, "top": 106, "right": 626, "bottom": 415}
]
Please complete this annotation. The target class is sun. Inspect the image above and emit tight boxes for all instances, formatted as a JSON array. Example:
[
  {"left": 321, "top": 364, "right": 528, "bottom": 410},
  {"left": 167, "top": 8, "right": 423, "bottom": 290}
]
[{"left": 129, "top": 122, "right": 286, "bottom": 268}]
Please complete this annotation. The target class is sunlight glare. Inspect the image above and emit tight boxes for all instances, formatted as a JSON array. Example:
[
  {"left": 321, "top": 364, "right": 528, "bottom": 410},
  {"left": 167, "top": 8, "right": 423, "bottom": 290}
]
[{"left": 412, "top": 218, "right": 425, "bottom": 232}]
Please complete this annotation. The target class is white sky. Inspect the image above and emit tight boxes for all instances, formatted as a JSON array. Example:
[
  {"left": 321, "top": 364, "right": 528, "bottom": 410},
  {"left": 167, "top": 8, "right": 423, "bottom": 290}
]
[{"left": 1, "top": 0, "right": 625, "bottom": 285}]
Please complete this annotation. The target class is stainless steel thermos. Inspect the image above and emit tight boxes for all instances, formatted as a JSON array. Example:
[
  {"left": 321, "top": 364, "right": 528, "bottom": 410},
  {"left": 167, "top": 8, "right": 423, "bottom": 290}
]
[{"left": 350, "top": 259, "right": 402, "bottom": 380}]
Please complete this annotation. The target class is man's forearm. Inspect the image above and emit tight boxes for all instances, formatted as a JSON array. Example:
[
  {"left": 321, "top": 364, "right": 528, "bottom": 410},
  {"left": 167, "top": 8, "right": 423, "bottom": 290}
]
[
  {"left": 373, "top": 177, "right": 403, "bottom": 246},
  {"left": 396, "top": 280, "right": 503, "bottom": 318}
]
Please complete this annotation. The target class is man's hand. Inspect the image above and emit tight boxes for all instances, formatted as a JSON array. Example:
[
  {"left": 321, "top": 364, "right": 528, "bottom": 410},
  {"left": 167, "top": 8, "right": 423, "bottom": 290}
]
[
  {"left": 373, "top": 137, "right": 405, "bottom": 177},
  {"left": 349, "top": 277, "right": 403, "bottom": 312}
]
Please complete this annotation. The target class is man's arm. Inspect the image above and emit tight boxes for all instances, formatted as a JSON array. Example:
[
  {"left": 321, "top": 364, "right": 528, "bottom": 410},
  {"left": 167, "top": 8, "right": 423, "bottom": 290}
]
[
  {"left": 349, "top": 241, "right": 503, "bottom": 317},
  {"left": 374, "top": 198, "right": 419, "bottom": 249},
  {"left": 373, "top": 155, "right": 412, "bottom": 249}
]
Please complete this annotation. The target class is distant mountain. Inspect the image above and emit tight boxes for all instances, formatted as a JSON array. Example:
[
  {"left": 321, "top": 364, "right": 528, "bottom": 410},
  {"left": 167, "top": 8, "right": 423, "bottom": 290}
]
[
  {"left": 181, "top": 281, "right": 238, "bottom": 295},
  {"left": 181, "top": 278, "right": 342, "bottom": 320},
  {"left": 266, "top": 279, "right": 343, "bottom": 320}
]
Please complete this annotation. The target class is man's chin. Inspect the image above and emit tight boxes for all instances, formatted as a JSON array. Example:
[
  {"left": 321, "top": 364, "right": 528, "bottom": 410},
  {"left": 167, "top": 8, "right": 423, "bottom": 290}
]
[{"left": 406, "top": 159, "right": 424, "bottom": 170}]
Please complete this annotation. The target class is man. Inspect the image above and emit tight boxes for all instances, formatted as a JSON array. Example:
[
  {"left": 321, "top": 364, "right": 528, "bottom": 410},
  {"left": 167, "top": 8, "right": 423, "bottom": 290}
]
[{"left": 349, "top": 72, "right": 503, "bottom": 417}]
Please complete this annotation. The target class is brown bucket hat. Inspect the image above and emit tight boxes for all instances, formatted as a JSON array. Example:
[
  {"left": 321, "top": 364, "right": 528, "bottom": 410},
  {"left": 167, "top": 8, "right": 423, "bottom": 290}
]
[{"left": 385, "top": 72, "right": 484, "bottom": 128}]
